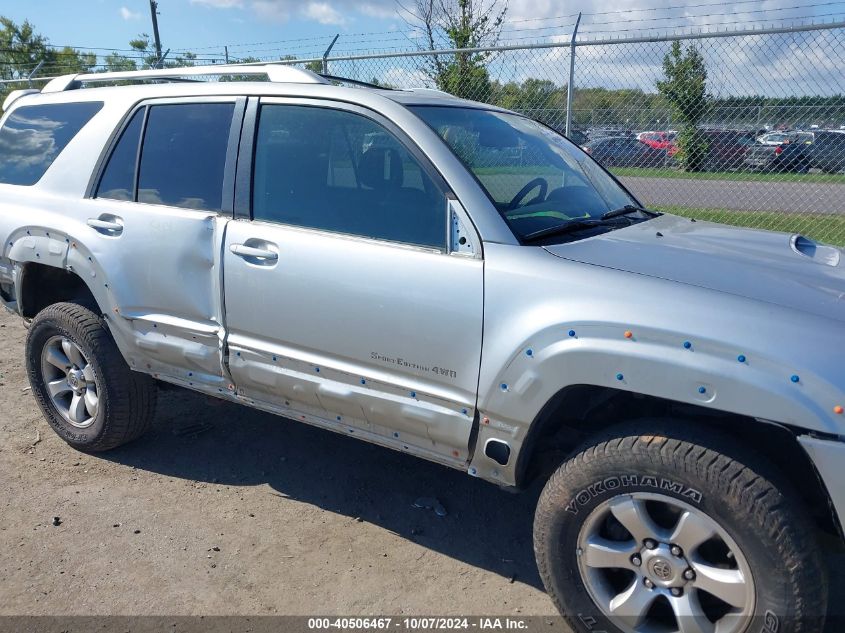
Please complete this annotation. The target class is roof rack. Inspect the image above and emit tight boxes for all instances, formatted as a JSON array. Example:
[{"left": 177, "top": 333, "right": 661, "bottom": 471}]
[
  {"left": 318, "top": 74, "right": 392, "bottom": 90},
  {"left": 41, "top": 63, "right": 329, "bottom": 93}
]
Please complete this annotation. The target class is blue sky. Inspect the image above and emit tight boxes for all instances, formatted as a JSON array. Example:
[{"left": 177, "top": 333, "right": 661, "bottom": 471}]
[
  {"left": 0, "top": 0, "right": 405, "bottom": 62},
  {"left": 3, "top": 0, "right": 845, "bottom": 66}
]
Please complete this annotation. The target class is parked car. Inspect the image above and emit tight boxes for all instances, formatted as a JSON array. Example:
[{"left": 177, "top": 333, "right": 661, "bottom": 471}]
[
  {"left": 565, "top": 128, "right": 588, "bottom": 146},
  {"left": 637, "top": 130, "right": 676, "bottom": 150},
  {"left": 586, "top": 127, "right": 635, "bottom": 140},
  {"left": 744, "top": 132, "right": 814, "bottom": 172},
  {"left": 807, "top": 130, "right": 845, "bottom": 173},
  {"left": 698, "top": 129, "right": 757, "bottom": 171},
  {"left": 583, "top": 136, "right": 666, "bottom": 167},
  {"left": 1, "top": 65, "right": 844, "bottom": 633},
  {"left": 755, "top": 130, "right": 802, "bottom": 146}
]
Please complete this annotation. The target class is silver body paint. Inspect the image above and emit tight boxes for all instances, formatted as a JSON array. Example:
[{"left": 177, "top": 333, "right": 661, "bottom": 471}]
[{"left": 1, "top": 78, "right": 844, "bottom": 527}]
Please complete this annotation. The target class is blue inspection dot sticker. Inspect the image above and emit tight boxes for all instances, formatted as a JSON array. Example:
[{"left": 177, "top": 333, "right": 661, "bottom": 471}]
[
  {"left": 525, "top": 349, "right": 533, "bottom": 357},
  {"left": 568, "top": 330, "right": 576, "bottom": 337},
  {"left": 790, "top": 374, "right": 800, "bottom": 383},
  {"left": 683, "top": 341, "right": 692, "bottom": 349},
  {"left": 500, "top": 383, "right": 508, "bottom": 391},
  {"left": 698, "top": 386, "right": 707, "bottom": 394},
  {"left": 616, "top": 373, "right": 624, "bottom": 381},
  {"left": 737, "top": 354, "right": 746, "bottom": 363},
  {"left": 410, "top": 391, "right": 416, "bottom": 398}
]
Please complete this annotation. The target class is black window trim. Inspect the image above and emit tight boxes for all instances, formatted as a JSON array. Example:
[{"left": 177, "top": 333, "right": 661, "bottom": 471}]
[
  {"left": 88, "top": 96, "right": 246, "bottom": 217},
  {"left": 236, "top": 96, "right": 455, "bottom": 252}
]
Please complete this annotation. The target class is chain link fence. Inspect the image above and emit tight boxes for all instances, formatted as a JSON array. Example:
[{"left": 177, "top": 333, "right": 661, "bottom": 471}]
[
  {"left": 2, "top": 21, "right": 844, "bottom": 244},
  {"left": 287, "top": 22, "right": 845, "bottom": 245}
]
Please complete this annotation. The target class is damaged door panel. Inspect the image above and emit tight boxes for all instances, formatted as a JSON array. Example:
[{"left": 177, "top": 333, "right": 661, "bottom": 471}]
[{"left": 77, "top": 97, "right": 244, "bottom": 389}]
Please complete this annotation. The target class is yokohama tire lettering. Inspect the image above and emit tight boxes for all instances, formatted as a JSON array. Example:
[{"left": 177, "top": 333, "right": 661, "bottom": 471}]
[{"left": 565, "top": 475, "right": 703, "bottom": 515}]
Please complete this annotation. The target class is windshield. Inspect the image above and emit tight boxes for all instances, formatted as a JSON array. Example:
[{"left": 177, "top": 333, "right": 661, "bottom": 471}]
[{"left": 410, "top": 106, "right": 640, "bottom": 240}]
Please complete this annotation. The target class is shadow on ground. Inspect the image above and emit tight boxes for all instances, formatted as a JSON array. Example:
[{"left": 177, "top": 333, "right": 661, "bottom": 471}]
[
  {"left": 101, "top": 386, "right": 845, "bottom": 622},
  {"left": 104, "top": 387, "right": 546, "bottom": 591}
]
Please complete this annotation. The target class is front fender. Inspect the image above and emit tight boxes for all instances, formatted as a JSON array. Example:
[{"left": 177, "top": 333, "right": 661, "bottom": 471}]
[{"left": 468, "top": 244, "right": 845, "bottom": 486}]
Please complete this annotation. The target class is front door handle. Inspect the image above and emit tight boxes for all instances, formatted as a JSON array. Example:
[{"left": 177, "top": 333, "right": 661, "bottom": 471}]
[
  {"left": 230, "top": 243, "right": 279, "bottom": 261},
  {"left": 87, "top": 217, "right": 123, "bottom": 235}
]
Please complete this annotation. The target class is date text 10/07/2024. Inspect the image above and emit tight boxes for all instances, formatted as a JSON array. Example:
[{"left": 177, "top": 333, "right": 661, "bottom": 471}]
[{"left": 307, "top": 617, "right": 530, "bottom": 630}]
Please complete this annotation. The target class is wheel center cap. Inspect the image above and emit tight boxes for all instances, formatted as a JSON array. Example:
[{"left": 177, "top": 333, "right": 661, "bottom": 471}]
[
  {"left": 67, "top": 370, "right": 84, "bottom": 390},
  {"left": 641, "top": 544, "right": 684, "bottom": 587},
  {"left": 649, "top": 558, "right": 674, "bottom": 581}
]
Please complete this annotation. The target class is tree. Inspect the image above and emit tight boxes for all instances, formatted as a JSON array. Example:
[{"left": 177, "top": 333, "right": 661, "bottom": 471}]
[
  {"left": 400, "top": 0, "right": 507, "bottom": 102},
  {"left": 657, "top": 41, "right": 709, "bottom": 172},
  {"left": 493, "top": 78, "right": 564, "bottom": 127},
  {"left": 126, "top": 34, "right": 196, "bottom": 69},
  {"left": 0, "top": 18, "right": 98, "bottom": 104}
]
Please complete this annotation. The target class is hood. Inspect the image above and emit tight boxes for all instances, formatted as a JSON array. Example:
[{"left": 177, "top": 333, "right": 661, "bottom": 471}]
[{"left": 543, "top": 214, "right": 845, "bottom": 323}]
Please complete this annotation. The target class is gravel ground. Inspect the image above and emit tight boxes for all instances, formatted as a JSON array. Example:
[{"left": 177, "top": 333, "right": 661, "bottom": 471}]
[
  {"left": 1, "top": 308, "right": 843, "bottom": 625},
  {"left": 0, "top": 309, "right": 555, "bottom": 617}
]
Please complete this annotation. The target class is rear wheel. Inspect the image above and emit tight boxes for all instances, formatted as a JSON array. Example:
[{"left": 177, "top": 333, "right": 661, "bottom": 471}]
[
  {"left": 26, "top": 302, "right": 156, "bottom": 451},
  {"left": 534, "top": 421, "right": 827, "bottom": 633}
]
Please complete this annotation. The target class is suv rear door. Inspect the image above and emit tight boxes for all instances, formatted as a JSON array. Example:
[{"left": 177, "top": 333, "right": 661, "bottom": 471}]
[
  {"left": 221, "top": 98, "right": 483, "bottom": 465},
  {"left": 84, "top": 97, "right": 244, "bottom": 388}
]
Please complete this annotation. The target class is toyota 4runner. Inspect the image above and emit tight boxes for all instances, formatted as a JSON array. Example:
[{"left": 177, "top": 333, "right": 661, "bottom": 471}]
[{"left": 1, "top": 64, "right": 844, "bottom": 633}]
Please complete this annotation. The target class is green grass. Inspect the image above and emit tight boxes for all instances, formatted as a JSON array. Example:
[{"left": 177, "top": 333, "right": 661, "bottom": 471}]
[
  {"left": 658, "top": 206, "right": 845, "bottom": 247},
  {"left": 611, "top": 166, "right": 845, "bottom": 184}
]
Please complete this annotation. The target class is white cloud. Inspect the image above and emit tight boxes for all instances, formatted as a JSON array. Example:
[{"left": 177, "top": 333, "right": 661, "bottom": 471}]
[
  {"left": 190, "top": 0, "right": 245, "bottom": 7},
  {"left": 119, "top": 6, "right": 141, "bottom": 20},
  {"left": 208, "top": 0, "right": 396, "bottom": 25},
  {"left": 302, "top": 2, "right": 347, "bottom": 25}
]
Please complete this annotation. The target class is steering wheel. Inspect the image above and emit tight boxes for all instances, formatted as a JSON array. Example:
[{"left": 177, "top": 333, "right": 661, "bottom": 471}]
[{"left": 508, "top": 177, "right": 548, "bottom": 210}]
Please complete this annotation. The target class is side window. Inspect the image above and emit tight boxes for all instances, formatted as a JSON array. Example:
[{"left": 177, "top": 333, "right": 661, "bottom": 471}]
[
  {"left": 138, "top": 103, "right": 234, "bottom": 211},
  {"left": 0, "top": 101, "right": 103, "bottom": 186},
  {"left": 96, "top": 108, "right": 144, "bottom": 201},
  {"left": 253, "top": 105, "right": 446, "bottom": 249}
]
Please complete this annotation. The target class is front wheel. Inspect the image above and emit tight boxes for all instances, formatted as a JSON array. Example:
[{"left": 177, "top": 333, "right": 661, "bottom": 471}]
[{"left": 534, "top": 421, "right": 827, "bottom": 633}]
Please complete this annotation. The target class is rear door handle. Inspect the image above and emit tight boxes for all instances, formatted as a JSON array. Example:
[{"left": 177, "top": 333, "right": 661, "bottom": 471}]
[
  {"left": 230, "top": 243, "right": 279, "bottom": 261},
  {"left": 87, "top": 217, "right": 123, "bottom": 235}
]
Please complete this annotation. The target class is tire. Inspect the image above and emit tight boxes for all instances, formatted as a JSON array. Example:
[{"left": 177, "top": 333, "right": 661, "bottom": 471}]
[
  {"left": 26, "top": 302, "right": 157, "bottom": 451},
  {"left": 534, "top": 420, "right": 827, "bottom": 633}
]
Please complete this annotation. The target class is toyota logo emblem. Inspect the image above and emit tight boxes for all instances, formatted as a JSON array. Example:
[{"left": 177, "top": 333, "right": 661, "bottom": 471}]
[{"left": 651, "top": 560, "right": 673, "bottom": 581}]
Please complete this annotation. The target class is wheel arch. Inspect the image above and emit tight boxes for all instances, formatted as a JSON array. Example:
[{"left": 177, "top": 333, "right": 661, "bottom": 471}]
[
  {"left": 18, "top": 261, "right": 101, "bottom": 318},
  {"left": 514, "top": 383, "right": 841, "bottom": 536}
]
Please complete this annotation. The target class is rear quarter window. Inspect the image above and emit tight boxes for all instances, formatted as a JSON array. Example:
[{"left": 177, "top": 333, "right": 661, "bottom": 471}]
[{"left": 0, "top": 101, "right": 103, "bottom": 186}]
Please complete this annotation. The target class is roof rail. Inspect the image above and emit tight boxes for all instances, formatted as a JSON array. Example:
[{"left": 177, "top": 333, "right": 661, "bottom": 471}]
[
  {"left": 2, "top": 88, "right": 39, "bottom": 111},
  {"left": 41, "top": 63, "right": 329, "bottom": 93},
  {"left": 318, "top": 74, "right": 392, "bottom": 90}
]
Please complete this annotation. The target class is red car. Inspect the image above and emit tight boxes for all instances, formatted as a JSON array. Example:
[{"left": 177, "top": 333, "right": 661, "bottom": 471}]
[{"left": 637, "top": 130, "right": 677, "bottom": 150}]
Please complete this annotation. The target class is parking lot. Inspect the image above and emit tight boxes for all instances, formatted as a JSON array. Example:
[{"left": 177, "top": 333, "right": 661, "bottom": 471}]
[{"left": 0, "top": 310, "right": 557, "bottom": 617}]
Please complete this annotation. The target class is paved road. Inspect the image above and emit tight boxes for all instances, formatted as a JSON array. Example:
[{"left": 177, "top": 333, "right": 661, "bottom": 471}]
[{"left": 620, "top": 175, "right": 845, "bottom": 214}]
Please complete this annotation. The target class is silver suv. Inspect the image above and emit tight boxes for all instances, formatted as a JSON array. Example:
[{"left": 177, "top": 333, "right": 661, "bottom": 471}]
[{"left": 1, "top": 64, "right": 843, "bottom": 633}]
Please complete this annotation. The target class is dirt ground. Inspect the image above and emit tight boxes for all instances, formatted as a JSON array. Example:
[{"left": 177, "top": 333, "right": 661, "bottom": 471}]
[
  {"left": 1, "top": 308, "right": 843, "bottom": 624},
  {"left": 0, "top": 309, "right": 556, "bottom": 617}
]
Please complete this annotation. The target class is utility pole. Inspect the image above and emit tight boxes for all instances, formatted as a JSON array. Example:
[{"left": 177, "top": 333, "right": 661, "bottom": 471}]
[{"left": 149, "top": 0, "right": 163, "bottom": 67}]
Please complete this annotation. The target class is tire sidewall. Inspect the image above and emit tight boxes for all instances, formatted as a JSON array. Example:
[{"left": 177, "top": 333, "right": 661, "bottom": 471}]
[
  {"left": 26, "top": 309, "right": 110, "bottom": 447},
  {"left": 538, "top": 459, "right": 799, "bottom": 633}
]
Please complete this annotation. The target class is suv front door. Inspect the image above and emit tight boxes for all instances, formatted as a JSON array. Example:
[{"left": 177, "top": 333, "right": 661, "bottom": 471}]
[{"left": 222, "top": 98, "right": 483, "bottom": 465}]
